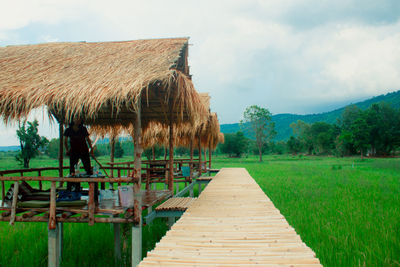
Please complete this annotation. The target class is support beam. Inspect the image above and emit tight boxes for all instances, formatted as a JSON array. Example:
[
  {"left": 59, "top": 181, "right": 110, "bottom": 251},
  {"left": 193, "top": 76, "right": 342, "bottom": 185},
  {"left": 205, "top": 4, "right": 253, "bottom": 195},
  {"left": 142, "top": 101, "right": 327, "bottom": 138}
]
[
  {"left": 58, "top": 123, "right": 64, "bottom": 184},
  {"left": 49, "top": 182, "right": 57, "bottom": 230},
  {"left": 9, "top": 182, "right": 19, "bottom": 225},
  {"left": 1, "top": 180, "right": 4, "bottom": 207},
  {"left": 132, "top": 220, "right": 142, "bottom": 267},
  {"left": 168, "top": 120, "right": 174, "bottom": 191},
  {"left": 114, "top": 223, "right": 121, "bottom": 265},
  {"left": 132, "top": 102, "right": 143, "bottom": 266},
  {"left": 57, "top": 222, "right": 63, "bottom": 262},
  {"left": 209, "top": 140, "right": 212, "bottom": 169},
  {"left": 110, "top": 135, "right": 115, "bottom": 178},
  {"left": 167, "top": 217, "right": 175, "bottom": 229},
  {"left": 48, "top": 223, "right": 60, "bottom": 267},
  {"left": 198, "top": 134, "right": 202, "bottom": 176}
]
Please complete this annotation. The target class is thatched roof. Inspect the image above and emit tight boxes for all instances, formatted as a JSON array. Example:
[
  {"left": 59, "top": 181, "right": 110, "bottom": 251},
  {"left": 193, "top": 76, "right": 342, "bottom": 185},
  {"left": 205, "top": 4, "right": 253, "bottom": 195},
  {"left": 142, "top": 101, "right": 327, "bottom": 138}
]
[{"left": 0, "top": 38, "right": 206, "bottom": 128}]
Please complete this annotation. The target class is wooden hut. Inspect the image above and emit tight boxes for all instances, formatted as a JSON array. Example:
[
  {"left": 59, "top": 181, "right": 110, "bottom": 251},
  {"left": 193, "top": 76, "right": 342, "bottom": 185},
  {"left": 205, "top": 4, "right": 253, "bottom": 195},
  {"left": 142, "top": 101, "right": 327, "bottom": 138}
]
[{"left": 0, "top": 38, "right": 207, "bottom": 266}]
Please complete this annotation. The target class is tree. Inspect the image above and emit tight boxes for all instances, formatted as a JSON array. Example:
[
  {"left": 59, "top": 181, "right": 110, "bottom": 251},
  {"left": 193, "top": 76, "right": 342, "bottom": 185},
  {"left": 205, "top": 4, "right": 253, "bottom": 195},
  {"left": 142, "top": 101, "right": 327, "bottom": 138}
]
[
  {"left": 114, "top": 140, "right": 124, "bottom": 158},
  {"left": 220, "top": 132, "right": 248, "bottom": 157},
  {"left": 287, "top": 136, "right": 302, "bottom": 155},
  {"left": 351, "top": 116, "right": 370, "bottom": 158},
  {"left": 365, "top": 103, "right": 400, "bottom": 156},
  {"left": 290, "top": 120, "right": 313, "bottom": 154},
  {"left": 242, "top": 105, "right": 276, "bottom": 162},
  {"left": 16, "top": 119, "right": 48, "bottom": 168},
  {"left": 45, "top": 138, "right": 61, "bottom": 159}
]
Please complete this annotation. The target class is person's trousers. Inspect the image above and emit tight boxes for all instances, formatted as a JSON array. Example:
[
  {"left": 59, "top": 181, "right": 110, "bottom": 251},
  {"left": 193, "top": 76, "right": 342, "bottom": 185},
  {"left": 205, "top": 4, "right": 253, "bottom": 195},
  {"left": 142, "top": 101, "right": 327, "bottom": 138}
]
[{"left": 68, "top": 152, "right": 93, "bottom": 192}]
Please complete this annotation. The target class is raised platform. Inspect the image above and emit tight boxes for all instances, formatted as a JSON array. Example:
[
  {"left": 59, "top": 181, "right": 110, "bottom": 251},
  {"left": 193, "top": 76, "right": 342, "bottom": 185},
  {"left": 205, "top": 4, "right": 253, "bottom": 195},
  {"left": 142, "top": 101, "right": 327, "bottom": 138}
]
[{"left": 139, "top": 168, "right": 322, "bottom": 266}]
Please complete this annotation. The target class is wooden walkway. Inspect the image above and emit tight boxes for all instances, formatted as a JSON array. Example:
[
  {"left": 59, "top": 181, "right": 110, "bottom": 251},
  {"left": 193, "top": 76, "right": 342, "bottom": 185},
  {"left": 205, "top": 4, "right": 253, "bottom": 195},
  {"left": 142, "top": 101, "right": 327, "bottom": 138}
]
[{"left": 139, "top": 168, "right": 322, "bottom": 266}]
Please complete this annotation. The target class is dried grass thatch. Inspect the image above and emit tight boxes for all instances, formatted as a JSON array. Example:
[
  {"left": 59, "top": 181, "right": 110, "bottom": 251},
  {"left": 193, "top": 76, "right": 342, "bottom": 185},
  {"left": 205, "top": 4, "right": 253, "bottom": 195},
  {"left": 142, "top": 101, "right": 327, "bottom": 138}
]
[{"left": 0, "top": 38, "right": 207, "bottom": 128}]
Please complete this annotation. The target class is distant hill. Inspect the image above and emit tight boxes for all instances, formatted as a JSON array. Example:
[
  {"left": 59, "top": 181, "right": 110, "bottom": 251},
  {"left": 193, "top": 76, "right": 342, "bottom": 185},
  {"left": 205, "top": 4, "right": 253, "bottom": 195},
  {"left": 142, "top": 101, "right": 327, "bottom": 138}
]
[
  {"left": 0, "top": 146, "right": 20, "bottom": 152},
  {"left": 220, "top": 90, "right": 400, "bottom": 141}
]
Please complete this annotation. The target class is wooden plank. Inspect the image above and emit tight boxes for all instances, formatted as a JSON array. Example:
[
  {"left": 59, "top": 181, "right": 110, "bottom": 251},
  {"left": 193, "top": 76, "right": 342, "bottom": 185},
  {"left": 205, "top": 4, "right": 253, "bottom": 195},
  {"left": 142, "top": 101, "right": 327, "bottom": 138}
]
[
  {"left": 9, "top": 182, "right": 19, "bottom": 225},
  {"left": 48, "top": 181, "right": 57, "bottom": 230},
  {"left": 88, "top": 182, "right": 95, "bottom": 226}
]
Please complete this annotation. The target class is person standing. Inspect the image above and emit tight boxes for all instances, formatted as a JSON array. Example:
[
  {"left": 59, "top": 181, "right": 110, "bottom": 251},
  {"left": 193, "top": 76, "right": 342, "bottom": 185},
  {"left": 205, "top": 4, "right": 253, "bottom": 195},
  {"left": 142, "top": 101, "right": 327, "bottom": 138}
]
[{"left": 64, "top": 118, "right": 94, "bottom": 192}]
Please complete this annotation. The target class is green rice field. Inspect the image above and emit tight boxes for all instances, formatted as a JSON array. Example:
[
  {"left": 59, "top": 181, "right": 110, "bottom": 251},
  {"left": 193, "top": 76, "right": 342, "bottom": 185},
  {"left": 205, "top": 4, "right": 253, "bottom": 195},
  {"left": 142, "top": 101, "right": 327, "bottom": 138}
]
[{"left": 0, "top": 154, "right": 399, "bottom": 266}]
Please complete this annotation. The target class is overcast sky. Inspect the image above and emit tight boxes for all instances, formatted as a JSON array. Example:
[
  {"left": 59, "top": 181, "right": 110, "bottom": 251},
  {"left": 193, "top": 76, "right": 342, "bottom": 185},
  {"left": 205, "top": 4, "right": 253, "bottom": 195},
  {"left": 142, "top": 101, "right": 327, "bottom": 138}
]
[{"left": 1, "top": 0, "right": 400, "bottom": 146}]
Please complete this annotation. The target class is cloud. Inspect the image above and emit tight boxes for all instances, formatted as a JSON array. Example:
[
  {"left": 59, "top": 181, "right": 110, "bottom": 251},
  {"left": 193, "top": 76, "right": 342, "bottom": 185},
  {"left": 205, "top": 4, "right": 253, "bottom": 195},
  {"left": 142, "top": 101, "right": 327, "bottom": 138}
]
[{"left": 0, "top": 0, "right": 399, "bottom": 131}]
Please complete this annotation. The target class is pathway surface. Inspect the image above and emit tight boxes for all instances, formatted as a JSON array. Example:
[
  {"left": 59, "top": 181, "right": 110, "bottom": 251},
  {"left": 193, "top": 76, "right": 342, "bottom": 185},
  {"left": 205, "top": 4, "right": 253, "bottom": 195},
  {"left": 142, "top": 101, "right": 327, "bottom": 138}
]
[{"left": 139, "top": 168, "right": 322, "bottom": 266}]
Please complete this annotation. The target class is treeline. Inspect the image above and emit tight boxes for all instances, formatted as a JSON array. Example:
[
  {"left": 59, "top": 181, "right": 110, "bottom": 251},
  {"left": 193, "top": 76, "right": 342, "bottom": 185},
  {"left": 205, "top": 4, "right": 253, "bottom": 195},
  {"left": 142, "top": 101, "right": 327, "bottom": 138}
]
[
  {"left": 44, "top": 140, "right": 202, "bottom": 160},
  {"left": 218, "top": 102, "right": 400, "bottom": 157}
]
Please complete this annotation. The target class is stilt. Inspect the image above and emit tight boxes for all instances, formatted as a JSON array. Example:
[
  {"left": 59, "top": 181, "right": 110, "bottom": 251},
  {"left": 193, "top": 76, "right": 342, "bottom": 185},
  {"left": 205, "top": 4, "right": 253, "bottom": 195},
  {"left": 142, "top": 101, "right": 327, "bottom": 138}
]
[
  {"left": 114, "top": 223, "right": 121, "bottom": 265},
  {"left": 189, "top": 187, "right": 194, "bottom": 197},
  {"left": 152, "top": 183, "right": 156, "bottom": 190},
  {"left": 48, "top": 223, "right": 60, "bottom": 267},
  {"left": 168, "top": 117, "right": 174, "bottom": 191},
  {"left": 57, "top": 222, "right": 63, "bottom": 262},
  {"left": 131, "top": 218, "right": 142, "bottom": 266},
  {"left": 175, "top": 183, "right": 179, "bottom": 194},
  {"left": 199, "top": 183, "right": 202, "bottom": 195},
  {"left": 132, "top": 101, "right": 143, "bottom": 267},
  {"left": 58, "top": 122, "right": 64, "bottom": 187},
  {"left": 208, "top": 139, "right": 212, "bottom": 170},
  {"left": 167, "top": 217, "right": 175, "bottom": 229},
  {"left": 198, "top": 134, "right": 202, "bottom": 176}
]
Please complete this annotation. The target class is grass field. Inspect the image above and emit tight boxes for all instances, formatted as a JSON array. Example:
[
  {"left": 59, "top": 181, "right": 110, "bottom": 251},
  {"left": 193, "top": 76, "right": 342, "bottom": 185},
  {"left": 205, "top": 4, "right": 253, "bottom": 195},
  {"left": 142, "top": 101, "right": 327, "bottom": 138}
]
[{"left": 0, "top": 154, "right": 399, "bottom": 266}]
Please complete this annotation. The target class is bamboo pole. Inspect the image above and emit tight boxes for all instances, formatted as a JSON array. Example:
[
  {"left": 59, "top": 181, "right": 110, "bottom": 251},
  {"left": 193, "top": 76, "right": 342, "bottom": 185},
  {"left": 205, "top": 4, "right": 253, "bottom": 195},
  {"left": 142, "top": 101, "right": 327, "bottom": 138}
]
[
  {"left": 204, "top": 146, "right": 207, "bottom": 170},
  {"left": 110, "top": 135, "right": 115, "bottom": 178},
  {"left": 133, "top": 104, "right": 143, "bottom": 224},
  {"left": 1, "top": 180, "right": 4, "bottom": 207},
  {"left": 132, "top": 103, "right": 143, "bottom": 267},
  {"left": 198, "top": 134, "right": 202, "bottom": 176},
  {"left": 9, "top": 182, "right": 19, "bottom": 225},
  {"left": 88, "top": 182, "right": 95, "bottom": 226},
  {"left": 208, "top": 139, "right": 212, "bottom": 169},
  {"left": 58, "top": 123, "right": 64, "bottom": 183},
  {"left": 168, "top": 122, "right": 174, "bottom": 191},
  {"left": 49, "top": 181, "right": 57, "bottom": 230}
]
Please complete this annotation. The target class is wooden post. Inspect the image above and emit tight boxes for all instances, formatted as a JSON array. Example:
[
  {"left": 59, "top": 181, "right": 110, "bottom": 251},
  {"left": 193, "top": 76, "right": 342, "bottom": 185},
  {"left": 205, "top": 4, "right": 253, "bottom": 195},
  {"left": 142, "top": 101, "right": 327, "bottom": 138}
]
[
  {"left": 58, "top": 123, "right": 64, "bottom": 179},
  {"left": 1, "top": 180, "right": 4, "bottom": 207},
  {"left": 38, "top": 170, "right": 43, "bottom": 190},
  {"left": 208, "top": 139, "right": 212, "bottom": 169},
  {"left": 49, "top": 181, "right": 57, "bottom": 230},
  {"left": 48, "top": 222, "right": 60, "bottom": 267},
  {"left": 198, "top": 134, "right": 202, "bottom": 176},
  {"left": 168, "top": 123, "right": 174, "bottom": 191},
  {"left": 204, "top": 147, "right": 207, "bottom": 170},
  {"left": 57, "top": 222, "right": 63, "bottom": 262},
  {"left": 132, "top": 103, "right": 143, "bottom": 267},
  {"left": 167, "top": 217, "right": 175, "bottom": 229},
  {"left": 10, "top": 182, "right": 19, "bottom": 225},
  {"left": 88, "top": 182, "right": 95, "bottom": 226},
  {"left": 48, "top": 181, "right": 59, "bottom": 267},
  {"left": 114, "top": 223, "right": 121, "bottom": 265},
  {"left": 110, "top": 136, "right": 115, "bottom": 178}
]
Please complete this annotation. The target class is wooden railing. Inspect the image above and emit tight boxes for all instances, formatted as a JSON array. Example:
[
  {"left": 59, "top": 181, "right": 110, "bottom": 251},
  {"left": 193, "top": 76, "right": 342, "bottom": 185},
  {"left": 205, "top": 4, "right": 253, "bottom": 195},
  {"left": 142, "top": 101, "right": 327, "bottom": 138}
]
[{"left": 0, "top": 175, "right": 138, "bottom": 229}]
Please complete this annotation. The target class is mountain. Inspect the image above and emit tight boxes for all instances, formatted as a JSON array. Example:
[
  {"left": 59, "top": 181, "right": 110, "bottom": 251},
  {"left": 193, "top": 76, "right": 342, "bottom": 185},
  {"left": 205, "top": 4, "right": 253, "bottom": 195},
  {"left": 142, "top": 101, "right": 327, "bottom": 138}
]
[
  {"left": 0, "top": 146, "right": 20, "bottom": 152},
  {"left": 220, "top": 90, "right": 400, "bottom": 141}
]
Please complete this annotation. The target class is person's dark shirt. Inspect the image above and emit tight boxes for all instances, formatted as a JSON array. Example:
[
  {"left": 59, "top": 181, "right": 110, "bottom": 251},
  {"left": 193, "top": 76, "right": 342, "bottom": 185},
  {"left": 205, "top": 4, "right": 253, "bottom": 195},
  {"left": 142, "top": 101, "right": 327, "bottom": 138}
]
[{"left": 64, "top": 125, "right": 89, "bottom": 154}]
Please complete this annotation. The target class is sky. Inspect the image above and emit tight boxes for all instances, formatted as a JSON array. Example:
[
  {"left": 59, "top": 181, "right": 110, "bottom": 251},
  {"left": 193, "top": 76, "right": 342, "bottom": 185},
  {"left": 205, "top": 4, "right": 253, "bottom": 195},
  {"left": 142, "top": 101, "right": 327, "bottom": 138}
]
[{"left": 1, "top": 0, "right": 400, "bottom": 146}]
